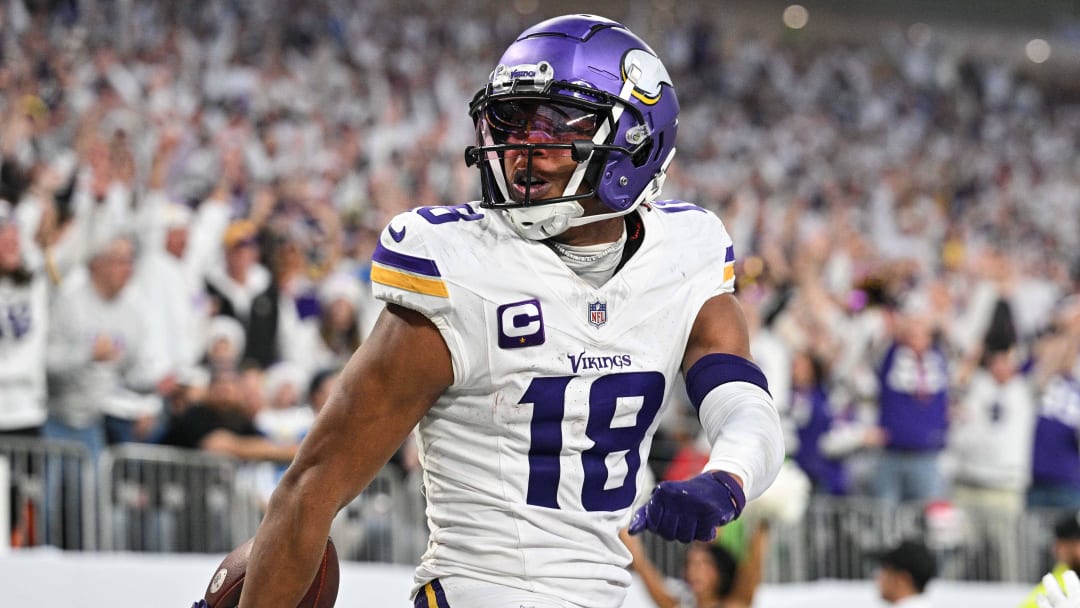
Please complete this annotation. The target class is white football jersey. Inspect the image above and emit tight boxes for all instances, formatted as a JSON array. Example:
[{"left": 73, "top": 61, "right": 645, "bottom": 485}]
[{"left": 372, "top": 201, "right": 735, "bottom": 608}]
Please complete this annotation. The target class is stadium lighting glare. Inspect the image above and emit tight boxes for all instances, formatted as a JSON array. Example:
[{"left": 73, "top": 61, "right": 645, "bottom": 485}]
[
  {"left": 782, "top": 4, "right": 809, "bottom": 30},
  {"left": 1025, "top": 39, "right": 1051, "bottom": 63}
]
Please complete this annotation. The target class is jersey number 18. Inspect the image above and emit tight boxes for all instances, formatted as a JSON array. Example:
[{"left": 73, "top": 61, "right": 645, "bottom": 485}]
[{"left": 522, "top": 371, "right": 664, "bottom": 512}]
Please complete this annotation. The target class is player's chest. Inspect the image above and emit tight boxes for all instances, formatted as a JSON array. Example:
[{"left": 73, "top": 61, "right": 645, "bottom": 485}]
[{"left": 478, "top": 274, "right": 688, "bottom": 377}]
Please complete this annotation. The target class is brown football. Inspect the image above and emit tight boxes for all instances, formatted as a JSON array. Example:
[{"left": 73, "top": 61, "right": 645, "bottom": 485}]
[{"left": 204, "top": 536, "right": 339, "bottom": 608}]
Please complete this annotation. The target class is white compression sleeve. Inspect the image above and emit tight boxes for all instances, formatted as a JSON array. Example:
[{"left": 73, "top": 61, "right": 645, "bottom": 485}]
[{"left": 699, "top": 380, "right": 785, "bottom": 500}]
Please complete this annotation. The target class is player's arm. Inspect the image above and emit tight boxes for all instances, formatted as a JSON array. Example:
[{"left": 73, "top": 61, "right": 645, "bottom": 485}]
[
  {"left": 630, "top": 293, "right": 784, "bottom": 542},
  {"left": 682, "top": 293, "right": 784, "bottom": 499},
  {"left": 239, "top": 303, "right": 453, "bottom": 608}
]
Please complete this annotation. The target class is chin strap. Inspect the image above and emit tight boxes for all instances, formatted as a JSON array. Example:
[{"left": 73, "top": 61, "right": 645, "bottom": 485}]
[
  {"left": 505, "top": 201, "right": 585, "bottom": 240},
  {"left": 505, "top": 147, "right": 675, "bottom": 240}
]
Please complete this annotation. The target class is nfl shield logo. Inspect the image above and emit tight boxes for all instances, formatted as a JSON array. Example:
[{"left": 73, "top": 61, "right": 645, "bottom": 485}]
[{"left": 588, "top": 300, "right": 607, "bottom": 328}]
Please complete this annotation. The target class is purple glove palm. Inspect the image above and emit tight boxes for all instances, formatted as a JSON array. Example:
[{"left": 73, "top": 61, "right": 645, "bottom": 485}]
[
  {"left": 628, "top": 471, "right": 746, "bottom": 543},
  {"left": 191, "top": 600, "right": 208, "bottom": 608}
]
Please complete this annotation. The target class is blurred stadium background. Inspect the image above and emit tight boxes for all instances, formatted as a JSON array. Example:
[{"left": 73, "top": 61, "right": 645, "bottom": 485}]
[{"left": 2, "top": 0, "right": 1080, "bottom": 605}]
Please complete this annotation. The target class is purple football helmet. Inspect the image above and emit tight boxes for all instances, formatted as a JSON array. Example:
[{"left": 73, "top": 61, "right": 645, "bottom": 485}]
[{"left": 466, "top": 14, "right": 679, "bottom": 239}]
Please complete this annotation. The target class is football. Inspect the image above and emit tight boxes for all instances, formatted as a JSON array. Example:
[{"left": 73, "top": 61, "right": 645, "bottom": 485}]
[{"left": 204, "top": 536, "right": 340, "bottom": 608}]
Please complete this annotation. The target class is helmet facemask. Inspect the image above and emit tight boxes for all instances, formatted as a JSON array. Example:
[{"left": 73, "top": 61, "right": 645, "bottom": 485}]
[{"left": 467, "top": 65, "right": 656, "bottom": 239}]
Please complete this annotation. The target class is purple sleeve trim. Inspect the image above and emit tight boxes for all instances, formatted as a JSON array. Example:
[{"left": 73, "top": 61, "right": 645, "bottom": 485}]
[
  {"left": 372, "top": 241, "right": 442, "bottom": 277},
  {"left": 685, "top": 352, "right": 771, "bottom": 411}
]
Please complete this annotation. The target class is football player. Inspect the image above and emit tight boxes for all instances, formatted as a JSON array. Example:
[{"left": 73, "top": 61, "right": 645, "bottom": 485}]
[{"left": 239, "top": 14, "right": 783, "bottom": 608}]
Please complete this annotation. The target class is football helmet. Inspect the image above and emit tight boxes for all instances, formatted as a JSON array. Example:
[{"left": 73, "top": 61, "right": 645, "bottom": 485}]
[{"left": 466, "top": 14, "right": 679, "bottom": 239}]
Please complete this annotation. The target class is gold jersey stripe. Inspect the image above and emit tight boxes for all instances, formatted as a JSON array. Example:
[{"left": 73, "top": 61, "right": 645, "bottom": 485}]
[
  {"left": 372, "top": 265, "right": 449, "bottom": 298},
  {"left": 723, "top": 263, "right": 735, "bottom": 283},
  {"left": 424, "top": 581, "right": 438, "bottom": 607}
]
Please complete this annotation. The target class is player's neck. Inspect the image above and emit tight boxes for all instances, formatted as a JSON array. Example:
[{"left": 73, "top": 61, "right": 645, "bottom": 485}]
[{"left": 551, "top": 216, "right": 625, "bottom": 247}]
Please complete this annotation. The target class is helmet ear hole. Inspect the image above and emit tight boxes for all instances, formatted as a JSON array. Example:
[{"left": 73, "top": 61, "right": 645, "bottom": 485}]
[
  {"left": 631, "top": 138, "right": 654, "bottom": 168},
  {"left": 650, "top": 133, "right": 665, "bottom": 164},
  {"left": 583, "top": 151, "right": 607, "bottom": 191}
]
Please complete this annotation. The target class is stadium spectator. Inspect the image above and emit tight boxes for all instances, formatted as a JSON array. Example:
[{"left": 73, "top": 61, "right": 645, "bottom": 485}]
[
  {"left": 0, "top": 200, "right": 48, "bottom": 436},
  {"left": 0, "top": 199, "right": 49, "bottom": 547},
  {"left": 949, "top": 346, "right": 1036, "bottom": 517},
  {"left": 237, "top": 361, "right": 269, "bottom": 419},
  {"left": 133, "top": 199, "right": 209, "bottom": 385},
  {"left": 950, "top": 244, "right": 1061, "bottom": 377},
  {"left": 44, "top": 232, "right": 169, "bottom": 451},
  {"left": 790, "top": 349, "right": 886, "bottom": 496},
  {"left": 872, "top": 538, "right": 937, "bottom": 607},
  {"left": 300, "top": 272, "right": 363, "bottom": 374},
  {"left": 203, "top": 315, "right": 247, "bottom": 377},
  {"left": 250, "top": 361, "right": 313, "bottom": 505},
  {"left": 1028, "top": 299, "right": 1080, "bottom": 510},
  {"left": 871, "top": 296, "right": 951, "bottom": 504},
  {"left": 205, "top": 220, "right": 280, "bottom": 368},
  {"left": 305, "top": 368, "right": 340, "bottom": 415},
  {"left": 254, "top": 362, "right": 313, "bottom": 447},
  {"left": 156, "top": 369, "right": 296, "bottom": 463},
  {"left": 622, "top": 521, "right": 770, "bottom": 608}
]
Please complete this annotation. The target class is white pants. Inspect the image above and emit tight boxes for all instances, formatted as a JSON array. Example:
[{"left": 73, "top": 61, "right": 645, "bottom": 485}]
[{"left": 414, "top": 576, "right": 582, "bottom": 608}]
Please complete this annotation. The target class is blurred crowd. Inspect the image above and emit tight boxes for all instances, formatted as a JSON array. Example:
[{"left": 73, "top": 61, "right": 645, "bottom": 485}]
[{"left": 0, "top": 0, "right": 1079, "bottom": 537}]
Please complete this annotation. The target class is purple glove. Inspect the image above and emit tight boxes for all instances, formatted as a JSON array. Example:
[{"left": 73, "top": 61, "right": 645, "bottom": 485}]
[
  {"left": 191, "top": 600, "right": 208, "bottom": 608},
  {"left": 628, "top": 471, "right": 746, "bottom": 543}
]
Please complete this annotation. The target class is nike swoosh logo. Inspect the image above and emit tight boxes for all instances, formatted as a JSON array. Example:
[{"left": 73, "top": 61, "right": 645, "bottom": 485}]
[{"left": 388, "top": 224, "right": 406, "bottom": 242}]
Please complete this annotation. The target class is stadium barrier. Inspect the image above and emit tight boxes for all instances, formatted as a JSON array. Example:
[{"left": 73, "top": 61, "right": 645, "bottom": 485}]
[
  {"left": 0, "top": 436, "right": 95, "bottom": 551},
  {"left": 638, "top": 494, "right": 1058, "bottom": 584},
  {"left": 0, "top": 436, "right": 1061, "bottom": 585},
  {"left": 96, "top": 443, "right": 421, "bottom": 559},
  {"left": 98, "top": 444, "right": 248, "bottom": 553}
]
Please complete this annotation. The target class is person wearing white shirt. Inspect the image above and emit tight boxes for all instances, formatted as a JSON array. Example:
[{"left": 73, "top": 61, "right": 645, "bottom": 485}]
[
  {"left": 133, "top": 201, "right": 209, "bottom": 385},
  {"left": 0, "top": 202, "right": 48, "bottom": 435},
  {"left": 45, "top": 233, "right": 170, "bottom": 452},
  {"left": 949, "top": 347, "right": 1037, "bottom": 515}
]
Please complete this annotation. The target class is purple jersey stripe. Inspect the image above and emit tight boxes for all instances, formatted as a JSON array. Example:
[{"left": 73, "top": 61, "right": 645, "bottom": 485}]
[
  {"left": 373, "top": 242, "right": 441, "bottom": 277},
  {"left": 685, "top": 353, "right": 771, "bottom": 411},
  {"left": 432, "top": 579, "right": 450, "bottom": 607},
  {"left": 725, "top": 244, "right": 735, "bottom": 263},
  {"left": 653, "top": 200, "right": 706, "bottom": 213}
]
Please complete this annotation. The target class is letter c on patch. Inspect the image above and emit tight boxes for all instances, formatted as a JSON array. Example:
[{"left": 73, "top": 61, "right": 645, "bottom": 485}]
[{"left": 497, "top": 299, "right": 545, "bottom": 349}]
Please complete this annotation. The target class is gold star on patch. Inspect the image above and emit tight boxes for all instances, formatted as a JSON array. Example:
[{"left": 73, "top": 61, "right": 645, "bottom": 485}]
[{"left": 519, "top": 337, "right": 526, "bottom": 344}]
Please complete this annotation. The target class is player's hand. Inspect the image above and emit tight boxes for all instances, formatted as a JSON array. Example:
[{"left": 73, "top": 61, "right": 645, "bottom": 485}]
[
  {"left": 628, "top": 470, "right": 746, "bottom": 543},
  {"left": 1037, "top": 571, "right": 1080, "bottom": 608},
  {"left": 191, "top": 600, "right": 208, "bottom": 608}
]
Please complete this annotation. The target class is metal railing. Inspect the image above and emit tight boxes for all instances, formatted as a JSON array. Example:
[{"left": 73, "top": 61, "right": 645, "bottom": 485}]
[
  {"left": 640, "top": 495, "right": 1060, "bottom": 585},
  {"left": 0, "top": 436, "right": 96, "bottom": 550},
  {"left": 98, "top": 444, "right": 247, "bottom": 552},
  {"left": 0, "top": 436, "right": 1064, "bottom": 585},
  {"left": 97, "top": 444, "right": 418, "bottom": 556}
]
